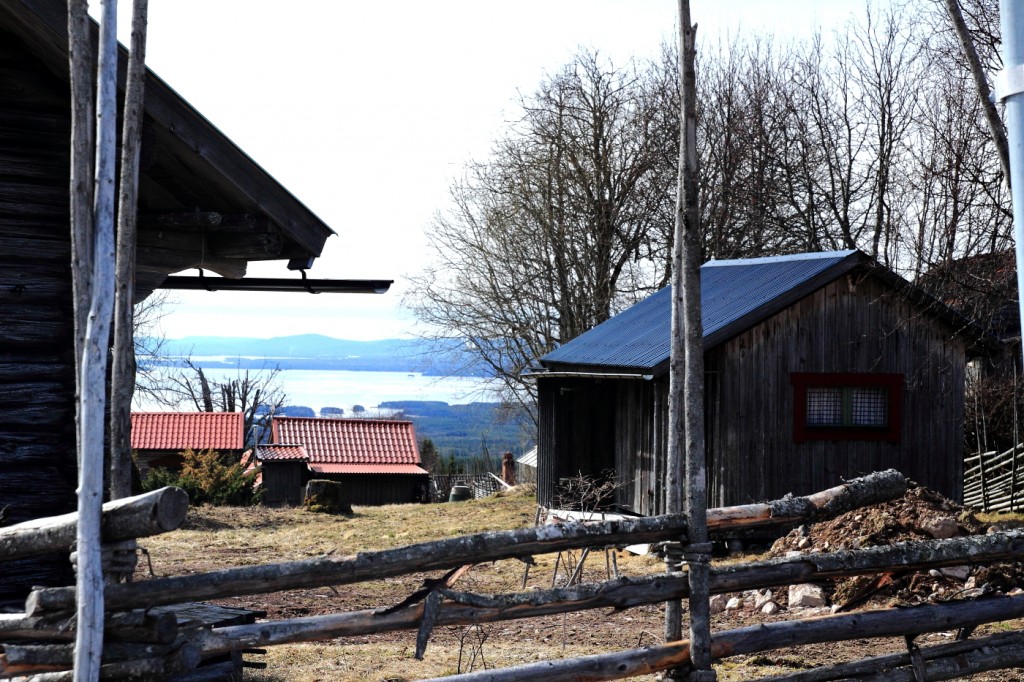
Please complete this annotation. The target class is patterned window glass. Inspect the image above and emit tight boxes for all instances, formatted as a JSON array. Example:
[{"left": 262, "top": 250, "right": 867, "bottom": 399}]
[
  {"left": 851, "top": 387, "right": 888, "bottom": 426},
  {"left": 806, "top": 387, "right": 843, "bottom": 426}
]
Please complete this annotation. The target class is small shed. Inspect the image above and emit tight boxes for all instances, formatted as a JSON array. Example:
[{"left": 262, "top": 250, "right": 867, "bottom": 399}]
[
  {"left": 532, "top": 250, "right": 992, "bottom": 515},
  {"left": 131, "top": 412, "right": 245, "bottom": 476},
  {"left": 253, "top": 444, "right": 309, "bottom": 506},
  {"left": 269, "top": 418, "right": 430, "bottom": 506}
]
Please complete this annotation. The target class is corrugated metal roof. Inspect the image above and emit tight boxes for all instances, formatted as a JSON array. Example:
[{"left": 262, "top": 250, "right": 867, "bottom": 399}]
[
  {"left": 131, "top": 412, "right": 244, "bottom": 451},
  {"left": 271, "top": 417, "right": 422, "bottom": 467},
  {"left": 540, "top": 250, "right": 860, "bottom": 371},
  {"left": 255, "top": 444, "right": 308, "bottom": 461},
  {"left": 517, "top": 447, "right": 537, "bottom": 468},
  {"left": 309, "top": 463, "right": 429, "bottom": 475}
]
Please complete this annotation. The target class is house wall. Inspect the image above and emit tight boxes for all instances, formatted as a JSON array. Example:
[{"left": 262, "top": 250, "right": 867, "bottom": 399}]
[
  {"left": 705, "top": 274, "right": 966, "bottom": 507},
  {"left": 314, "top": 474, "right": 429, "bottom": 506},
  {"left": 538, "top": 272, "right": 968, "bottom": 517},
  {"left": 0, "top": 29, "right": 77, "bottom": 603},
  {"left": 261, "top": 462, "right": 308, "bottom": 506}
]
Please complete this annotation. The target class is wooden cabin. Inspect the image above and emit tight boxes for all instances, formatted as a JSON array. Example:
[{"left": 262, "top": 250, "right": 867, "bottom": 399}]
[
  {"left": 532, "top": 250, "right": 993, "bottom": 516},
  {"left": 0, "top": 0, "right": 333, "bottom": 602},
  {"left": 265, "top": 418, "right": 429, "bottom": 506},
  {"left": 131, "top": 412, "right": 245, "bottom": 476}
]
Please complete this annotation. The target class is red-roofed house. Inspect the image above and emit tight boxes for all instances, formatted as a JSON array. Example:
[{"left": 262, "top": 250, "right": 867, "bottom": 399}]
[
  {"left": 131, "top": 412, "right": 245, "bottom": 475},
  {"left": 265, "top": 418, "right": 429, "bottom": 506}
]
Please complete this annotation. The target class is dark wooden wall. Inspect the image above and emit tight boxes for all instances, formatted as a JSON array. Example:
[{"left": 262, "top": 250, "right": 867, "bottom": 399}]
[
  {"left": 538, "top": 272, "right": 968, "bottom": 517},
  {"left": 318, "top": 473, "right": 428, "bottom": 506},
  {"left": 0, "top": 30, "right": 78, "bottom": 602},
  {"left": 261, "top": 463, "right": 307, "bottom": 506},
  {"left": 705, "top": 274, "right": 965, "bottom": 507}
]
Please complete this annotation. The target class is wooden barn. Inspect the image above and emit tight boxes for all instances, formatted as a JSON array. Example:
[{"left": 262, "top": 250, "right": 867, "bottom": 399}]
[
  {"left": 0, "top": 0, "right": 333, "bottom": 602},
  {"left": 131, "top": 412, "right": 245, "bottom": 476},
  {"left": 532, "top": 250, "right": 993, "bottom": 516},
  {"left": 265, "top": 418, "right": 430, "bottom": 506}
]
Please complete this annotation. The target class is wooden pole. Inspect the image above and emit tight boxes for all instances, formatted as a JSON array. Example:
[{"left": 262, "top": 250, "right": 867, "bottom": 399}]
[
  {"left": 759, "top": 630, "right": 1024, "bottom": 681},
  {"left": 66, "top": 0, "right": 94, "bottom": 430},
  {"left": 28, "top": 472, "right": 905, "bottom": 615},
  {"left": 109, "top": 0, "right": 149, "bottom": 501},
  {"left": 75, "top": 0, "right": 118, "bottom": 677},
  {"left": 415, "top": 595, "right": 1024, "bottom": 682},
  {"left": 0, "top": 487, "right": 188, "bottom": 562}
]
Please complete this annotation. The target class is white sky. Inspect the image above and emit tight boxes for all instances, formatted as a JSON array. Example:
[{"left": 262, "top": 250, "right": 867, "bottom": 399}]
[{"left": 115, "top": 0, "right": 868, "bottom": 340}]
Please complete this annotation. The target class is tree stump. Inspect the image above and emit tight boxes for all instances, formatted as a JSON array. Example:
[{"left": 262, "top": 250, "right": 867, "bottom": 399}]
[{"left": 303, "top": 480, "right": 352, "bottom": 514}]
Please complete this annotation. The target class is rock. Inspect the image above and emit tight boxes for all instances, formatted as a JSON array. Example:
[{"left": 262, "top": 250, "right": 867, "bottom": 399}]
[
  {"left": 789, "top": 583, "right": 827, "bottom": 608},
  {"left": 727, "top": 540, "right": 744, "bottom": 555},
  {"left": 725, "top": 597, "right": 743, "bottom": 611},
  {"left": 922, "top": 516, "right": 959, "bottom": 539},
  {"left": 709, "top": 594, "right": 728, "bottom": 614},
  {"left": 754, "top": 590, "right": 774, "bottom": 609},
  {"left": 761, "top": 601, "right": 780, "bottom": 615},
  {"left": 966, "top": 576, "right": 977, "bottom": 589},
  {"left": 940, "top": 565, "right": 970, "bottom": 580},
  {"left": 785, "top": 550, "right": 803, "bottom": 558},
  {"left": 797, "top": 537, "right": 811, "bottom": 549},
  {"left": 303, "top": 479, "right": 353, "bottom": 514},
  {"left": 928, "top": 569, "right": 941, "bottom": 578}
]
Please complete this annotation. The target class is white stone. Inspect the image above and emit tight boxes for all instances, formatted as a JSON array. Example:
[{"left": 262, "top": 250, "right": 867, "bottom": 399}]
[
  {"left": 788, "top": 583, "right": 827, "bottom": 608},
  {"left": 709, "top": 594, "right": 728, "bottom": 614},
  {"left": 761, "top": 601, "right": 780, "bottom": 615},
  {"left": 785, "top": 550, "right": 803, "bottom": 558},
  {"left": 797, "top": 537, "right": 812, "bottom": 549},
  {"left": 725, "top": 597, "right": 743, "bottom": 611},
  {"left": 754, "top": 590, "right": 774, "bottom": 609},
  {"left": 923, "top": 516, "right": 959, "bottom": 539}
]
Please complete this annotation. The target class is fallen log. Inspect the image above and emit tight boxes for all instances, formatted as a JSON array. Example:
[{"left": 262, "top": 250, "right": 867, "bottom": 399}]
[
  {"left": 757, "top": 630, "right": 1024, "bottom": 681},
  {"left": 416, "top": 594, "right": 1024, "bottom": 682},
  {"left": 3, "top": 642, "right": 199, "bottom": 681},
  {"left": 26, "top": 471, "right": 906, "bottom": 614},
  {"left": 0, "top": 609, "right": 177, "bottom": 644},
  {"left": 0, "top": 641, "right": 184, "bottom": 676},
  {"left": 191, "top": 529, "right": 1024, "bottom": 655},
  {"left": 0, "top": 487, "right": 188, "bottom": 561}
]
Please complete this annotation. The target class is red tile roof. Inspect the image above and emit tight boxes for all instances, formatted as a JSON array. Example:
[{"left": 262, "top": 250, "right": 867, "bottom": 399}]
[
  {"left": 255, "top": 444, "right": 308, "bottom": 462},
  {"left": 309, "top": 463, "right": 429, "bottom": 475},
  {"left": 131, "top": 412, "right": 244, "bottom": 451},
  {"left": 271, "top": 418, "right": 423, "bottom": 471}
]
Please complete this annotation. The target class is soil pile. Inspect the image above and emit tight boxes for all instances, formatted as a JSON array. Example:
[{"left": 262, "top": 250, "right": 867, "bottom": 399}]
[{"left": 769, "top": 485, "right": 1024, "bottom": 610}]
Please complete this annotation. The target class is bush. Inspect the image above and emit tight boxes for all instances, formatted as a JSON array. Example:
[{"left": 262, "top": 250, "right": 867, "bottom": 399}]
[{"left": 142, "top": 448, "right": 260, "bottom": 506}]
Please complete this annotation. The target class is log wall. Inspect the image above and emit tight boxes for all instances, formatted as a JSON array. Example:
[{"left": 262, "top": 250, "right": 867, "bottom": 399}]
[{"left": 0, "top": 30, "right": 78, "bottom": 603}]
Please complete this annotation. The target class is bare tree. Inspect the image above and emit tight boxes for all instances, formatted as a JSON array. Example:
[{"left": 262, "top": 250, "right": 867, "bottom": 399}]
[
  {"left": 165, "top": 360, "right": 286, "bottom": 448},
  {"left": 406, "top": 51, "right": 678, "bottom": 416}
]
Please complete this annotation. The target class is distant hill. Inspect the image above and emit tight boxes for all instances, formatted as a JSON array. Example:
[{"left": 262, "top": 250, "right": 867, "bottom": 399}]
[
  {"left": 153, "top": 334, "right": 490, "bottom": 377},
  {"left": 380, "top": 400, "right": 534, "bottom": 459}
]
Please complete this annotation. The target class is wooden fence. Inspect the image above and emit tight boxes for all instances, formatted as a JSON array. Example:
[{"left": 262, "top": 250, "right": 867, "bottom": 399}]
[
  {"left": 964, "top": 442, "right": 1024, "bottom": 511},
  {"left": 6, "top": 470, "right": 1024, "bottom": 679}
]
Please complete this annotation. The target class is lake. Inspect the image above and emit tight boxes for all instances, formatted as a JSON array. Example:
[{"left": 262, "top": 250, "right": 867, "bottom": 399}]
[{"left": 187, "top": 368, "right": 501, "bottom": 413}]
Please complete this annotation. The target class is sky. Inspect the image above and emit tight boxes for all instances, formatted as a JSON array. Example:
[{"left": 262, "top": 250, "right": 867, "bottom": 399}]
[{"left": 112, "top": 0, "right": 870, "bottom": 341}]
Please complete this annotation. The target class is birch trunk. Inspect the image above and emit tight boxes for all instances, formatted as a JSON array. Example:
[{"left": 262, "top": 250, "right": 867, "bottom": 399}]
[
  {"left": 74, "top": 0, "right": 118, "bottom": 678},
  {"left": 109, "top": 0, "right": 149, "bottom": 501}
]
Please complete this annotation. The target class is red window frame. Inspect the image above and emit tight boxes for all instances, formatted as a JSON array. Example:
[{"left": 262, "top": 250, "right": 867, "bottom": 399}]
[{"left": 790, "top": 373, "right": 903, "bottom": 444}]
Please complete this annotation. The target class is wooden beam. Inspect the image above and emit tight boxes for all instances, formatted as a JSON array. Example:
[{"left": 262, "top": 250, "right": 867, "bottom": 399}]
[
  {"left": 415, "top": 595, "right": 1024, "bottom": 681},
  {"left": 0, "top": 487, "right": 187, "bottom": 562},
  {"left": 26, "top": 472, "right": 905, "bottom": 615}
]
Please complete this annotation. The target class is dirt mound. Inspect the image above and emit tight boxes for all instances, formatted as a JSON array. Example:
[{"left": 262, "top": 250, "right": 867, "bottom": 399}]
[{"left": 769, "top": 486, "right": 1017, "bottom": 610}]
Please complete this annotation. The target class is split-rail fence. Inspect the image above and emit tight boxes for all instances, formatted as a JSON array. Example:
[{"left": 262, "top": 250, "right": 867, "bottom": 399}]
[{"left": 4, "top": 470, "right": 1024, "bottom": 680}]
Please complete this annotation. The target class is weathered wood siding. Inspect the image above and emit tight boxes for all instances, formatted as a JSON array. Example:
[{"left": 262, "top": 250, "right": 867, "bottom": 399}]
[
  {"left": 0, "top": 30, "right": 77, "bottom": 602},
  {"left": 318, "top": 474, "right": 429, "bottom": 506},
  {"left": 705, "top": 274, "right": 965, "bottom": 507},
  {"left": 538, "top": 272, "right": 968, "bottom": 517},
  {"left": 261, "top": 463, "right": 307, "bottom": 506}
]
